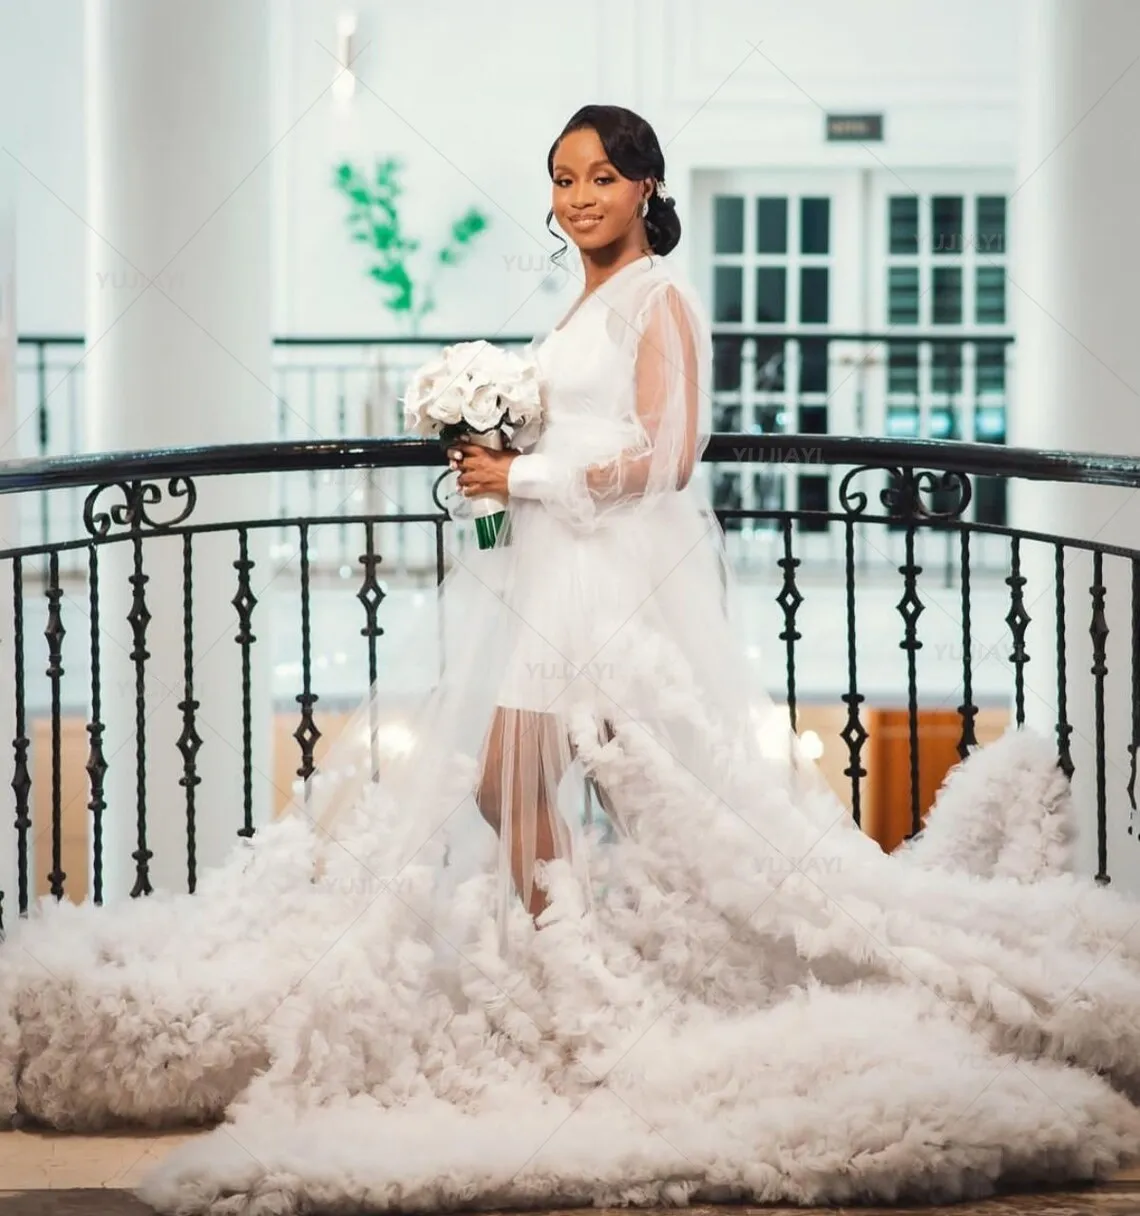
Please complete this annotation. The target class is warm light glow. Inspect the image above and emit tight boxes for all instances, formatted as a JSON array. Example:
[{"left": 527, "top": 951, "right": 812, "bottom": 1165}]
[
  {"left": 332, "top": 12, "right": 358, "bottom": 104},
  {"left": 798, "top": 729, "right": 824, "bottom": 761},
  {"left": 358, "top": 719, "right": 416, "bottom": 759},
  {"left": 750, "top": 704, "right": 794, "bottom": 760}
]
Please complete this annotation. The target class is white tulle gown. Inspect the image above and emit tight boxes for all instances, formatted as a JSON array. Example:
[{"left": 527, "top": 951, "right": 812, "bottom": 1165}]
[{"left": 3, "top": 250, "right": 1140, "bottom": 1214}]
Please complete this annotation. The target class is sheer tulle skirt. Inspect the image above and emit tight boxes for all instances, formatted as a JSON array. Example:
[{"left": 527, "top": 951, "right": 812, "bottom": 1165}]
[{"left": 307, "top": 471, "right": 822, "bottom": 954}]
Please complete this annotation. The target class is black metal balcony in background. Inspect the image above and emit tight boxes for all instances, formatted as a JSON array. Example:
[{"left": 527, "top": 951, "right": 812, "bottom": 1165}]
[{"left": 15, "top": 332, "right": 1013, "bottom": 574}]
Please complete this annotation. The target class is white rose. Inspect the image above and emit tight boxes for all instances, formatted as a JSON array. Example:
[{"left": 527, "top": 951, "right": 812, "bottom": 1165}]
[
  {"left": 426, "top": 382, "right": 468, "bottom": 426},
  {"left": 404, "top": 400, "right": 439, "bottom": 436},
  {"left": 462, "top": 382, "right": 503, "bottom": 432},
  {"left": 402, "top": 354, "right": 453, "bottom": 434},
  {"left": 480, "top": 345, "right": 523, "bottom": 384},
  {"left": 444, "top": 340, "right": 491, "bottom": 381}
]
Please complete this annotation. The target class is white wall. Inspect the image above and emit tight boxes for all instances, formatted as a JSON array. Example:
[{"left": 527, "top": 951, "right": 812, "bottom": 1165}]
[{"left": 0, "top": 0, "right": 1020, "bottom": 338}]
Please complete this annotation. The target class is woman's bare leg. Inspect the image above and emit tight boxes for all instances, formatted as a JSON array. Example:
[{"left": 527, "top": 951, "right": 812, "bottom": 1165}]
[{"left": 475, "top": 708, "right": 572, "bottom": 921}]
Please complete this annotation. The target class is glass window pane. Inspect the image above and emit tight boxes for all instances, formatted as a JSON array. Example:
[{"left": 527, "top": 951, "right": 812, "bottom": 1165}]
[
  {"left": 714, "top": 265, "right": 743, "bottom": 323},
  {"left": 888, "top": 342, "right": 919, "bottom": 394},
  {"left": 755, "top": 404, "right": 787, "bottom": 433},
  {"left": 801, "top": 197, "right": 830, "bottom": 254},
  {"left": 977, "top": 196, "right": 1007, "bottom": 256},
  {"left": 976, "top": 267, "right": 1006, "bottom": 324},
  {"left": 713, "top": 401, "right": 741, "bottom": 430},
  {"left": 755, "top": 197, "right": 788, "bottom": 253},
  {"left": 713, "top": 335, "right": 743, "bottom": 392},
  {"left": 975, "top": 341, "right": 1007, "bottom": 395},
  {"left": 932, "top": 266, "right": 962, "bottom": 324},
  {"left": 799, "top": 404, "right": 828, "bottom": 434},
  {"left": 886, "top": 407, "right": 919, "bottom": 437},
  {"left": 754, "top": 337, "right": 786, "bottom": 392},
  {"left": 976, "top": 405, "right": 1007, "bottom": 442},
  {"left": 931, "top": 342, "right": 963, "bottom": 394},
  {"left": 755, "top": 266, "right": 787, "bottom": 322},
  {"left": 714, "top": 196, "right": 744, "bottom": 255},
  {"left": 799, "top": 338, "right": 828, "bottom": 393},
  {"left": 796, "top": 474, "right": 830, "bottom": 532},
  {"left": 932, "top": 196, "right": 964, "bottom": 255},
  {"left": 889, "top": 197, "right": 918, "bottom": 254},
  {"left": 929, "top": 407, "right": 959, "bottom": 440},
  {"left": 889, "top": 267, "right": 920, "bottom": 324},
  {"left": 799, "top": 267, "right": 829, "bottom": 323}
]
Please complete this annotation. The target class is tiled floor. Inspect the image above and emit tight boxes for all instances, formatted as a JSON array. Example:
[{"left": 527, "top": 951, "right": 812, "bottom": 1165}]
[{"left": 0, "top": 1129, "right": 1138, "bottom": 1214}]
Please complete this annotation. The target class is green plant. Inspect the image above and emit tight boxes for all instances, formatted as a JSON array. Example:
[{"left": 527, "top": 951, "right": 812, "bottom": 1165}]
[{"left": 333, "top": 158, "right": 489, "bottom": 335}]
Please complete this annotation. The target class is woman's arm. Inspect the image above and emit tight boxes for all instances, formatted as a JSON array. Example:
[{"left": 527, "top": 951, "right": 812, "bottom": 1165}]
[{"left": 506, "top": 281, "right": 704, "bottom": 530}]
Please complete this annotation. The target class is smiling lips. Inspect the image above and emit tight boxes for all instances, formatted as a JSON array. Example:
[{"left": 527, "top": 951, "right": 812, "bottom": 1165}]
[{"left": 570, "top": 215, "right": 602, "bottom": 229}]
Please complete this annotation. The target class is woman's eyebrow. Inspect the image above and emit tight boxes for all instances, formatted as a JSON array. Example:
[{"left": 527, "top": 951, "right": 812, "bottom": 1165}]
[{"left": 552, "top": 159, "right": 614, "bottom": 173}]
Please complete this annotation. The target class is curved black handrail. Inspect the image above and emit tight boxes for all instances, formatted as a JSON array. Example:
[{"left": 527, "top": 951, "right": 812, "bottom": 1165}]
[{"left": 0, "top": 434, "right": 1136, "bottom": 497}]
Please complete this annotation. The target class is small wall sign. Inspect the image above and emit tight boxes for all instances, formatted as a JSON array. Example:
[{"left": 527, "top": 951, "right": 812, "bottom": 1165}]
[{"left": 826, "top": 114, "right": 884, "bottom": 141}]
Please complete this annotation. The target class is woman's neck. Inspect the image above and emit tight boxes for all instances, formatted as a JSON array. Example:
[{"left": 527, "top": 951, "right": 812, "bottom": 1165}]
[{"left": 580, "top": 244, "right": 653, "bottom": 294}]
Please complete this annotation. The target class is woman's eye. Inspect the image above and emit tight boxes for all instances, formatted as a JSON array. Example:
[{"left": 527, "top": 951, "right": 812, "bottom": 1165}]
[{"left": 596, "top": 176, "right": 613, "bottom": 185}]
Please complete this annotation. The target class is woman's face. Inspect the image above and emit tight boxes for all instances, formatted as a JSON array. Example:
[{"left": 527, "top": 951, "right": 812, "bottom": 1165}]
[{"left": 551, "top": 127, "right": 649, "bottom": 253}]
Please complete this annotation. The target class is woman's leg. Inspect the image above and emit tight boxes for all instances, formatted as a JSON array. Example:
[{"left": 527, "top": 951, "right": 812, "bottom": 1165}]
[{"left": 475, "top": 708, "right": 573, "bottom": 920}]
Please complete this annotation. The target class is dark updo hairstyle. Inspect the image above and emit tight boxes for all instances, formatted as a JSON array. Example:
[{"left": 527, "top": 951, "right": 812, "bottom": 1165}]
[{"left": 545, "top": 104, "right": 681, "bottom": 267}]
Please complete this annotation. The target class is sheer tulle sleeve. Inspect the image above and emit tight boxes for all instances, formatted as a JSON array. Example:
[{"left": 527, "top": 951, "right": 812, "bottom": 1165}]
[{"left": 507, "top": 278, "right": 712, "bottom": 531}]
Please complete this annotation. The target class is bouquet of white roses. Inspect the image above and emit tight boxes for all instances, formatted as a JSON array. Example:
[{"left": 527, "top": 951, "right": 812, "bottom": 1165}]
[{"left": 402, "top": 340, "right": 543, "bottom": 549}]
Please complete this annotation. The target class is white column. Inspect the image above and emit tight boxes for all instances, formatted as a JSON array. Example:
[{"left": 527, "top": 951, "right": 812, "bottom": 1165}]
[
  {"left": 85, "top": 0, "right": 274, "bottom": 899},
  {"left": 1011, "top": 0, "right": 1140, "bottom": 891}
]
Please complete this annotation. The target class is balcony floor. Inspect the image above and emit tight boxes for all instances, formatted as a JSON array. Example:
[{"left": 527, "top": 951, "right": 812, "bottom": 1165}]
[{"left": 0, "top": 1128, "right": 1137, "bottom": 1214}]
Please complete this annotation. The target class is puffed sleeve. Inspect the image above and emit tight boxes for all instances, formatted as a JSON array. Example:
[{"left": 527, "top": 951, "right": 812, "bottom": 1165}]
[{"left": 507, "top": 278, "right": 711, "bottom": 533}]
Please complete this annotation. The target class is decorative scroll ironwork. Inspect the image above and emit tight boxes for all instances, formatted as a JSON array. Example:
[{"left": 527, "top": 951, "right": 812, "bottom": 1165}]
[
  {"left": 83, "top": 477, "right": 197, "bottom": 538},
  {"left": 2, "top": 431, "right": 1140, "bottom": 928},
  {"left": 430, "top": 468, "right": 454, "bottom": 515},
  {"left": 838, "top": 466, "right": 972, "bottom": 522}
]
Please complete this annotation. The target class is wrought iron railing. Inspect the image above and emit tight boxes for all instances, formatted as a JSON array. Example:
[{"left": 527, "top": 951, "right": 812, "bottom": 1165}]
[{"left": 0, "top": 433, "right": 1136, "bottom": 933}]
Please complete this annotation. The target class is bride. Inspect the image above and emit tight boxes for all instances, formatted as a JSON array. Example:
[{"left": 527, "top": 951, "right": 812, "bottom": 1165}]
[{"left": 4, "top": 103, "right": 1140, "bottom": 1214}]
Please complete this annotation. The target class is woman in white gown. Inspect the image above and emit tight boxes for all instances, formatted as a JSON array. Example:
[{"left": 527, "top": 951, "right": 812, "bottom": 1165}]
[{"left": 5, "top": 104, "right": 1140, "bottom": 1214}]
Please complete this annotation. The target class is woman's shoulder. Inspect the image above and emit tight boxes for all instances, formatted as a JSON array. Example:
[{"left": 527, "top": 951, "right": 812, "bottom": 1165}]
[{"left": 607, "top": 256, "right": 707, "bottom": 342}]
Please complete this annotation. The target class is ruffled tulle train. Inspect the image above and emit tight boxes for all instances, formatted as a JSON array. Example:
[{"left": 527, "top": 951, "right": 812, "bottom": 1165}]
[{"left": 3, "top": 623, "right": 1140, "bottom": 1211}]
